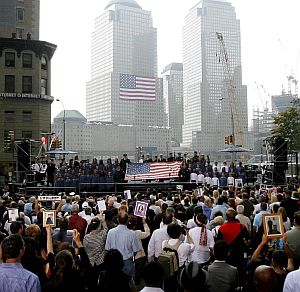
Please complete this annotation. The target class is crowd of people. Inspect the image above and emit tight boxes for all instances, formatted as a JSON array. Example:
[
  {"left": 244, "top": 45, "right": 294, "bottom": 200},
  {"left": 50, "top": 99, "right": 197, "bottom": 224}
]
[
  {"left": 29, "top": 151, "right": 249, "bottom": 193},
  {"left": 0, "top": 181, "right": 300, "bottom": 292}
]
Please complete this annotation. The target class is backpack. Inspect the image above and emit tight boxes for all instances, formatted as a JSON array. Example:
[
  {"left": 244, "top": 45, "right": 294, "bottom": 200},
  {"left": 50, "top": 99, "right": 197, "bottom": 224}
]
[{"left": 158, "top": 240, "right": 182, "bottom": 280}]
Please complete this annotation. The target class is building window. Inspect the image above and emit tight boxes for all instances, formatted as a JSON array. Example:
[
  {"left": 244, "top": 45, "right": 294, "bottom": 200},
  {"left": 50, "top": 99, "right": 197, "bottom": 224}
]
[
  {"left": 22, "top": 111, "right": 32, "bottom": 122},
  {"left": 23, "top": 53, "right": 32, "bottom": 68},
  {"left": 41, "top": 78, "right": 47, "bottom": 95},
  {"left": 22, "top": 131, "right": 32, "bottom": 139},
  {"left": 22, "top": 76, "right": 32, "bottom": 93},
  {"left": 4, "top": 130, "right": 15, "bottom": 152},
  {"left": 41, "top": 56, "right": 47, "bottom": 70},
  {"left": 16, "top": 28, "right": 24, "bottom": 39},
  {"left": 5, "top": 52, "right": 15, "bottom": 67},
  {"left": 5, "top": 75, "right": 15, "bottom": 93},
  {"left": 4, "top": 111, "right": 15, "bottom": 121},
  {"left": 16, "top": 8, "right": 24, "bottom": 22}
]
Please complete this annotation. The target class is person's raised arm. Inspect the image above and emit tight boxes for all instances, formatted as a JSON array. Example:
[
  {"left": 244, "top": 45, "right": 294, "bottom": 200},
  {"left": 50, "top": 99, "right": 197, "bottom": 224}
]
[
  {"left": 55, "top": 199, "right": 64, "bottom": 214},
  {"left": 46, "top": 225, "right": 53, "bottom": 254},
  {"left": 251, "top": 235, "right": 269, "bottom": 261},
  {"left": 35, "top": 199, "right": 40, "bottom": 215},
  {"left": 73, "top": 229, "right": 83, "bottom": 248},
  {"left": 139, "top": 217, "right": 150, "bottom": 240}
]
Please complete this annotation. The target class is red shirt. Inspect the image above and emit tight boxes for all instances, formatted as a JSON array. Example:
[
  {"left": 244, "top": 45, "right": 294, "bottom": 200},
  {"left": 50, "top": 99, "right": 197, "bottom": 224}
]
[{"left": 68, "top": 214, "right": 87, "bottom": 241}]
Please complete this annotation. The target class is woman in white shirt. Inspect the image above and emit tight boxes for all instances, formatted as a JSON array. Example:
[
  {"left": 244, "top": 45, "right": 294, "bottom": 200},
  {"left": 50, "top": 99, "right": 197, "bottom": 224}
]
[{"left": 186, "top": 213, "right": 214, "bottom": 265}]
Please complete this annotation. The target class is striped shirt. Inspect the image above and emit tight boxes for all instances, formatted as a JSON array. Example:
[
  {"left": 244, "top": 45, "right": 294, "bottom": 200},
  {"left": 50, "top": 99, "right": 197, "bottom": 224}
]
[{"left": 83, "top": 227, "right": 108, "bottom": 266}]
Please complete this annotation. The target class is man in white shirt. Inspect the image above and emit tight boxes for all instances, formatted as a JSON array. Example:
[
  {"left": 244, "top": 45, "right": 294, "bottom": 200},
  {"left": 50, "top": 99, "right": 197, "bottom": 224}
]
[
  {"left": 148, "top": 213, "right": 172, "bottom": 260},
  {"left": 212, "top": 161, "right": 220, "bottom": 173},
  {"left": 227, "top": 173, "right": 234, "bottom": 186},
  {"left": 79, "top": 206, "right": 95, "bottom": 225},
  {"left": 211, "top": 174, "right": 219, "bottom": 188},
  {"left": 149, "top": 199, "right": 162, "bottom": 216},
  {"left": 283, "top": 269, "right": 300, "bottom": 292},
  {"left": 236, "top": 205, "right": 251, "bottom": 233},
  {"left": 204, "top": 173, "right": 212, "bottom": 187},
  {"left": 190, "top": 171, "right": 198, "bottom": 183},
  {"left": 198, "top": 171, "right": 205, "bottom": 185}
]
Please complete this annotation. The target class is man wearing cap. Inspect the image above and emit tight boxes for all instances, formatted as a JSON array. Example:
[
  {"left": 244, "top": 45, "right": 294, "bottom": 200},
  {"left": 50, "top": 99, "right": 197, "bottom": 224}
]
[
  {"left": 157, "top": 154, "right": 166, "bottom": 162},
  {"left": 176, "top": 153, "right": 183, "bottom": 161},
  {"left": 167, "top": 153, "right": 174, "bottom": 162},
  {"left": 145, "top": 154, "right": 153, "bottom": 163}
]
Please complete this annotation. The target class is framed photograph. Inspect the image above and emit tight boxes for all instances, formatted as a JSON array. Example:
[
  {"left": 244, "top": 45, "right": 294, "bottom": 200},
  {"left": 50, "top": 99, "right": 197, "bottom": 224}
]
[
  {"left": 8, "top": 208, "right": 19, "bottom": 223},
  {"left": 134, "top": 201, "right": 148, "bottom": 218},
  {"left": 193, "top": 188, "right": 202, "bottom": 197},
  {"left": 176, "top": 185, "right": 183, "bottom": 191},
  {"left": 43, "top": 210, "right": 56, "bottom": 227},
  {"left": 124, "top": 190, "right": 131, "bottom": 200},
  {"left": 256, "top": 174, "right": 262, "bottom": 184},
  {"left": 262, "top": 214, "right": 285, "bottom": 239},
  {"left": 235, "top": 179, "right": 243, "bottom": 187}
]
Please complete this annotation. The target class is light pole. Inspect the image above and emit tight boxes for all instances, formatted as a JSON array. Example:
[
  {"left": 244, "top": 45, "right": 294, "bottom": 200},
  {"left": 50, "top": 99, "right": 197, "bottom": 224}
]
[{"left": 56, "top": 99, "right": 66, "bottom": 150}]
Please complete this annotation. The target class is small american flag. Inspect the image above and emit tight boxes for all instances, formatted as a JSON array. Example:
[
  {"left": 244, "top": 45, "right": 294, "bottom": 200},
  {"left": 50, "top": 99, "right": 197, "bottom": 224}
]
[
  {"left": 125, "top": 161, "right": 182, "bottom": 181},
  {"left": 120, "top": 74, "right": 156, "bottom": 101}
]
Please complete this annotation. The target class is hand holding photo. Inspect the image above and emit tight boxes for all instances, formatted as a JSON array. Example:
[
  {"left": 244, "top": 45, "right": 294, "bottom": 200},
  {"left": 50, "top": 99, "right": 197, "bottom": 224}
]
[
  {"left": 262, "top": 214, "right": 284, "bottom": 239},
  {"left": 124, "top": 190, "right": 131, "bottom": 200},
  {"left": 134, "top": 201, "right": 148, "bottom": 218},
  {"left": 8, "top": 208, "right": 19, "bottom": 223},
  {"left": 43, "top": 210, "right": 56, "bottom": 227}
]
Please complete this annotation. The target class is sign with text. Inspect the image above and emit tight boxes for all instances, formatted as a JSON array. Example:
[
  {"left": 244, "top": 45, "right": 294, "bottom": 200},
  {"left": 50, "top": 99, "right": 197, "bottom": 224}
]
[
  {"left": 38, "top": 195, "right": 61, "bottom": 202},
  {"left": 97, "top": 200, "right": 107, "bottom": 211}
]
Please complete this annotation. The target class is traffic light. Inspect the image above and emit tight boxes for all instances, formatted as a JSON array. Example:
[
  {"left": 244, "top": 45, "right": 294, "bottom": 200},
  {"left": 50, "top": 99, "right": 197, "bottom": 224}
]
[
  {"left": 58, "top": 140, "right": 62, "bottom": 149},
  {"left": 229, "top": 135, "right": 233, "bottom": 145},
  {"left": 225, "top": 136, "right": 229, "bottom": 145},
  {"left": 52, "top": 138, "right": 59, "bottom": 149}
]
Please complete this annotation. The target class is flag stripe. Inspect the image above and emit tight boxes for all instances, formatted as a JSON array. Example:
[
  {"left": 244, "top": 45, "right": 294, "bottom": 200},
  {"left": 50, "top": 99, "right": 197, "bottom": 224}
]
[
  {"left": 125, "top": 162, "right": 182, "bottom": 181},
  {"left": 120, "top": 74, "right": 156, "bottom": 101}
]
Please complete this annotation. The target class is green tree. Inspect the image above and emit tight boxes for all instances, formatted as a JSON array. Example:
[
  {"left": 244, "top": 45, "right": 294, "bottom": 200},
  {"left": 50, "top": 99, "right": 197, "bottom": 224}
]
[{"left": 272, "top": 98, "right": 300, "bottom": 151}]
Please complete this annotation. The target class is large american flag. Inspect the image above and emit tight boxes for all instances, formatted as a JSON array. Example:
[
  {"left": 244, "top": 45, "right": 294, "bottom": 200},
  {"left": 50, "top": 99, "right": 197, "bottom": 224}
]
[
  {"left": 120, "top": 74, "right": 156, "bottom": 101},
  {"left": 125, "top": 161, "right": 182, "bottom": 181}
]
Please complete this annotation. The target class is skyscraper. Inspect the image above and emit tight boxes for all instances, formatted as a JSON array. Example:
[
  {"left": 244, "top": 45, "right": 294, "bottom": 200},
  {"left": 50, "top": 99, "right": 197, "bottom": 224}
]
[
  {"left": 0, "top": 0, "right": 40, "bottom": 40},
  {"left": 182, "top": 0, "right": 248, "bottom": 153},
  {"left": 86, "top": 0, "right": 166, "bottom": 127},
  {"left": 162, "top": 63, "right": 184, "bottom": 146}
]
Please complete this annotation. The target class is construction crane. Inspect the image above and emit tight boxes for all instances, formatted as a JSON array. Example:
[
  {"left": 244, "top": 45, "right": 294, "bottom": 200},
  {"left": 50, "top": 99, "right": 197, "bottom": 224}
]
[{"left": 216, "top": 32, "right": 244, "bottom": 147}]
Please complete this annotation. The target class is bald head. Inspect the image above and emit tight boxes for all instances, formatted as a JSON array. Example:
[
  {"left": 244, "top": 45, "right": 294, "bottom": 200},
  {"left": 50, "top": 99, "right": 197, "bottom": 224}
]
[{"left": 254, "top": 265, "right": 276, "bottom": 292}]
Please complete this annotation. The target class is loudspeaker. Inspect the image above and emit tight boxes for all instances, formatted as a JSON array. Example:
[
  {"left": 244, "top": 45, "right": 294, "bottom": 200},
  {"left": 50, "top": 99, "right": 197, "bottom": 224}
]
[
  {"left": 273, "top": 166, "right": 285, "bottom": 185},
  {"left": 17, "top": 141, "right": 30, "bottom": 172},
  {"left": 274, "top": 136, "right": 288, "bottom": 170}
]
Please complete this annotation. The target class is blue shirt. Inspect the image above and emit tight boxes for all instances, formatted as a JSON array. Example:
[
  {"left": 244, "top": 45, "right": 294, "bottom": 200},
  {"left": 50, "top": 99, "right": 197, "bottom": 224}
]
[
  {"left": 0, "top": 262, "right": 41, "bottom": 292},
  {"left": 105, "top": 225, "right": 141, "bottom": 260},
  {"left": 253, "top": 210, "right": 270, "bottom": 231},
  {"left": 210, "top": 204, "right": 228, "bottom": 221}
]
